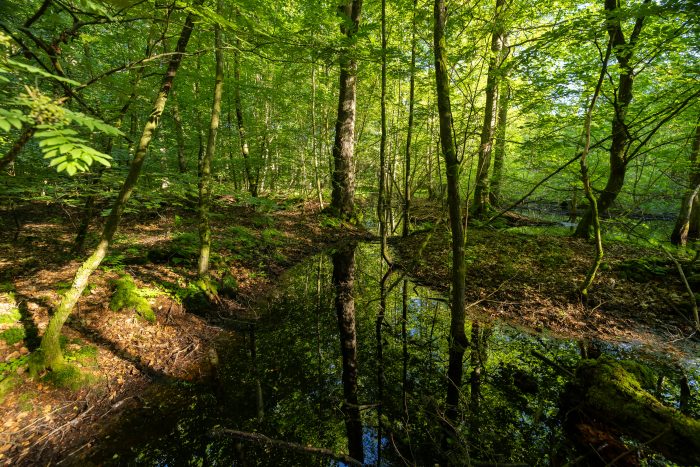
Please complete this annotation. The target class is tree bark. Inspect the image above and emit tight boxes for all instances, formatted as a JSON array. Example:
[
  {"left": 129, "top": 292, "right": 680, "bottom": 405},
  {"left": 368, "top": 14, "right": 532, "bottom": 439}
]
[
  {"left": 330, "top": 0, "right": 363, "bottom": 219},
  {"left": 490, "top": 78, "right": 509, "bottom": 206},
  {"left": 197, "top": 0, "right": 224, "bottom": 276},
  {"left": 36, "top": 7, "right": 199, "bottom": 371},
  {"left": 434, "top": 0, "right": 468, "bottom": 442},
  {"left": 671, "top": 120, "right": 700, "bottom": 246},
  {"left": 472, "top": 0, "right": 506, "bottom": 218}
]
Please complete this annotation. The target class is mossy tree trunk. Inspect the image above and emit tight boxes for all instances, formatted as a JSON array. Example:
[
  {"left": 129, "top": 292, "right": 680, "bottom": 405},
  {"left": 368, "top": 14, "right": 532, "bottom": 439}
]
[
  {"left": 197, "top": 0, "right": 224, "bottom": 277},
  {"left": 330, "top": 0, "right": 362, "bottom": 220},
  {"left": 37, "top": 8, "right": 199, "bottom": 371},
  {"left": 490, "top": 78, "right": 509, "bottom": 206},
  {"left": 565, "top": 357, "right": 700, "bottom": 465},
  {"left": 579, "top": 37, "right": 612, "bottom": 300},
  {"left": 433, "top": 0, "right": 469, "bottom": 440},
  {"left": 472, "top": 0, "right": 506, "bottom": 219},
  {"left": 402, "top": 0, "right": 417, "bottom": 238},
  {"left": 575, "top": 0, "right": 647, "bottom": 238}
]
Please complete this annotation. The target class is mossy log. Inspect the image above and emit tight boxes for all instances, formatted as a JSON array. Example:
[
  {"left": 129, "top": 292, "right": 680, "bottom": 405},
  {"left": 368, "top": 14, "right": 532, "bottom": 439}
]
[{"left": 564, "top": 357, "right": 700, "bottom": 465}]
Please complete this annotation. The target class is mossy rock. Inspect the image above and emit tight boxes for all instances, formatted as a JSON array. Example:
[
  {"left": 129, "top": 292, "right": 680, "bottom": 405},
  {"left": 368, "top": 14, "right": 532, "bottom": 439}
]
[{"left": 109, "top": 275, "right": 156, "bottom": 323}]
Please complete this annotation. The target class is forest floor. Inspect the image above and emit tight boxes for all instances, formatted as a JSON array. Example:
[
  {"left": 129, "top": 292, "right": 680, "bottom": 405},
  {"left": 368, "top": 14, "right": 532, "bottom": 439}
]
[
  {"left": 1, "top": 197, "right": 698, "bottom": 465},
  {"left": 0, "top": 196, "right": 371, "bottom": 465},
  {"left": 393, "top": 208, "right": 700, "bottom": 360}
]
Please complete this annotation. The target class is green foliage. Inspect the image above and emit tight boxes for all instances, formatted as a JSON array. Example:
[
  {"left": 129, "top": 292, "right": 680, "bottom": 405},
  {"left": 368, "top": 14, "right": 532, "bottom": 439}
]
[
  {"left": 109, "top": 275, "right": 156, "bottom": 323},
  {"left": 0, "top": 327, "right": 26, "bottom": 345}
]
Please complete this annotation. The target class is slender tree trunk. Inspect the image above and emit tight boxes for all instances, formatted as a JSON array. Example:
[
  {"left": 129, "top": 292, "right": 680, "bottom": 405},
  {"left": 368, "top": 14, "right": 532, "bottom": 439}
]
[
  {"left": 473, "top": 0, "right": 506, "bottom": 218},
  {"left": 671, "top": 120, "right": 700, "bottom": 246},
  {"left": 579, "top": 39, "right": 612, "bottom": 300},
  {"left": 311, "top": 64, "right": 324, "bottom": 209},
  {"left": 0, "top": 126, "right": 36, "bottom": 172},
  {"left": 36, "top": 8, "right": 199, "bottom": 372},
  {"left": 434, "top": 0, "right": 468, "bottom": 443},
  {"left": 197, "top": 0, "right": 224, "bottom": 276},
  {"left": 378, "top": 0, "right": 391, "bottom": 262},
  {"left": 575, "top": 0, "right": 647, "bottom": 238},
  {"left": 233, "top": 41, "right": 255, "bottom": 196},
  {"left": 172, "top": 89, "right": 187, "bottom": 173},
  {"left": 403, "top": 0, "right": 418, "bottom": 238},
  {"left": 490, "top": 78, "right": 509, "bottom": 206},
  {"left": 329, "top": 0, "right": 363, "bottom": 219}
]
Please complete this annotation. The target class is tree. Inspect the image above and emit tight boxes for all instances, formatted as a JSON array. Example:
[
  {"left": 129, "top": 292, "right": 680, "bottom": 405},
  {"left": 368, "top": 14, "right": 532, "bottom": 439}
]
[
  {"left": 197, "top": 0, "right": 225, "bottom": 277},
  {"left": 329, "top": 0, "right": 363, "bottom": 219},
  {"left": 34, "top": 7, "right": 200, "bottom": 372},
  {"left": 433, "top": 0, "right": 468, "bottom": 440},
  {"left": 671, "top": 118, "right": 700, "bottom": 246}
]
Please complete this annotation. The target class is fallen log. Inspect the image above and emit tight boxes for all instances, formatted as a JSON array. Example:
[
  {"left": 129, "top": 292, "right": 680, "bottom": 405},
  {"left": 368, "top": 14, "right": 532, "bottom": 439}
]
[{"left": 563, "top": 356, "right": 700, "bottom": 465}]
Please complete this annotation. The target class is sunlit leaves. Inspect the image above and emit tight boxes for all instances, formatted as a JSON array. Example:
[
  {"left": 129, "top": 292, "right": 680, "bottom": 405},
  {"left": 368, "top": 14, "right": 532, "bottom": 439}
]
[{"left": 35, "top": 128, "right": 112, "bottom": 176}]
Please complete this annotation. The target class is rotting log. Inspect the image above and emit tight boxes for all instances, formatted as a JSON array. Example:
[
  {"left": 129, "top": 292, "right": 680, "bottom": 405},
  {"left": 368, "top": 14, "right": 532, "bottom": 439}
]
[{"left": 563, "top": 357, "right": 700, "bottom": 465}]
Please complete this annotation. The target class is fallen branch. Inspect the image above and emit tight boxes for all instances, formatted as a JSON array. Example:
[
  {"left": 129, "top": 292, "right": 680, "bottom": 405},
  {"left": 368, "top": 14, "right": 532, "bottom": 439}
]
[{"left": 210, "top": 428, "right": 363, "bottom": 466}]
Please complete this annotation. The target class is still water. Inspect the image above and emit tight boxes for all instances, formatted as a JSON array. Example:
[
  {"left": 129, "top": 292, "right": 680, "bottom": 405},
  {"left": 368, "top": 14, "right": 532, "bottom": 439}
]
[{"left": 79, "top": 242, "right": 698, "bottom": 465}]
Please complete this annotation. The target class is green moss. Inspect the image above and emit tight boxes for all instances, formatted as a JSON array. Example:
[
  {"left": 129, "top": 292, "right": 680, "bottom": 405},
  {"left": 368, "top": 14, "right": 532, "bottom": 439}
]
[
  {"left": 0, "top": 375, "right": 17, "bottom": 403},
  {"left": 219, "top": 272, "right": 238, "bottom": 298},
  {"left": 620, "top": 360, "right": 657, "bottom": 390},
  {"left": 0, "top": 307, "right": 21, "bottom": 325},
  {"left": 0, "top": 282, "right": 15, "bottom": 293},
  {"left": 109, "top": 275, "right": 156, "bottom": 323},
  {"left": 0, "top": 327, "right": 25, "bottom": 345},
  {"left": 41, "top": 364, "right": 95, "bottom": 390}
]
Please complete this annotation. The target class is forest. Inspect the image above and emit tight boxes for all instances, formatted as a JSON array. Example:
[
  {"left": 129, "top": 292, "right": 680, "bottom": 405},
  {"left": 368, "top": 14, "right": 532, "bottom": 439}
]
[{"left": 0, "top": 0, "right": 699, "bottom": 464}]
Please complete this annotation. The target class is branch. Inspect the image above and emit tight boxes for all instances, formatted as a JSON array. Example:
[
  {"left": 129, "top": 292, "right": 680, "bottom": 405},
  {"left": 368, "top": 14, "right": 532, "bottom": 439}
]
[{"left": 210, "top": 428, "right": 363, "bottom": 466}]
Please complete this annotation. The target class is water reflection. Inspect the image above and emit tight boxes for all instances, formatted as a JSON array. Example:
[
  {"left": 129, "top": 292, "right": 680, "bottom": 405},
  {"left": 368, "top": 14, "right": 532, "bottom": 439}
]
[
  {"left": 331, "top": 243, "right": 364, "bottom": 463},
  {"left": 75, "top": 242, "right": 700, "bottom": 466}
]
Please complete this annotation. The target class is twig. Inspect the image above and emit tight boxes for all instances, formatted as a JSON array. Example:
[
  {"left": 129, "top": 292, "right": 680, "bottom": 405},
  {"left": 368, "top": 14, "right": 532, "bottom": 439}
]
[
  {"left": 531, "top": 349, "right": 575, "bottom": 378},
  {"left": 662, "top": 247, "right": 700, "bottom": 331},
  {"left": 211, "top": 428, "right": 363, "bottom": 466}
]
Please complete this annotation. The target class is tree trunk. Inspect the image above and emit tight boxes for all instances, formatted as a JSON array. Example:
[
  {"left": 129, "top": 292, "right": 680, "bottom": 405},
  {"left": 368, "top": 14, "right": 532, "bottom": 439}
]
[
  {"left": 172, "top": 90, "right": 187, "bottom": 173},
  {"left": 35, "top": 8, "right": 199, "bottom": 372},
  {"left": 575, "top": 0, "right": 646, "bottom": 238},
  {"left": 233, "top": 40, "right": 255, "bottom": 196},
  {"left": 490, "top": 78, "right": 509, "bottom": 206},
  {"left": 472, "top": 0, "right": 506, "bottom": 218},
  {"left": 197, "top": 0, "right": 224, "bottom": 276},
  {"left": 671, "top": 120, "right": 700, "bottom": 246},
  {"left": 378, "top": 0, "right": 390, "bottom": 262},
  {"left": 331, "top": 243, "right": 364, "bottom": 464},
  {"left": 403, "top": 0, "right": 418, "bottom": 238},
  {"left": 0, "top": 126, "right": 36, "bottom": 172},
  {"left": 433, "top": 0, "right": 468, "bottom": 442},
  {"left": 329, "top": 0, "right": 363, "bottom": 219}
]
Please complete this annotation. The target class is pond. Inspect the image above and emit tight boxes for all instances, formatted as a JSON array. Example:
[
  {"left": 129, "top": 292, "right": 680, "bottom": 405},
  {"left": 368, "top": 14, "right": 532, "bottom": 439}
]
[{"left": 76, "top": 242, "right": 699, "bottom": 465}]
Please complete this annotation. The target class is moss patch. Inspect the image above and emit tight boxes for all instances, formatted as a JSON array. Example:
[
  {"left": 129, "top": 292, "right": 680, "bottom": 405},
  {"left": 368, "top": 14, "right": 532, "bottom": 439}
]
[
  {"left": 0, "top": 327, "right": 26, "bottom": 345},
  {"left": 109, "top": 275, "right": 156, "bottom": 323},
  {"left": 41, "top": 364, "right": 96, "bottom": 390}
]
